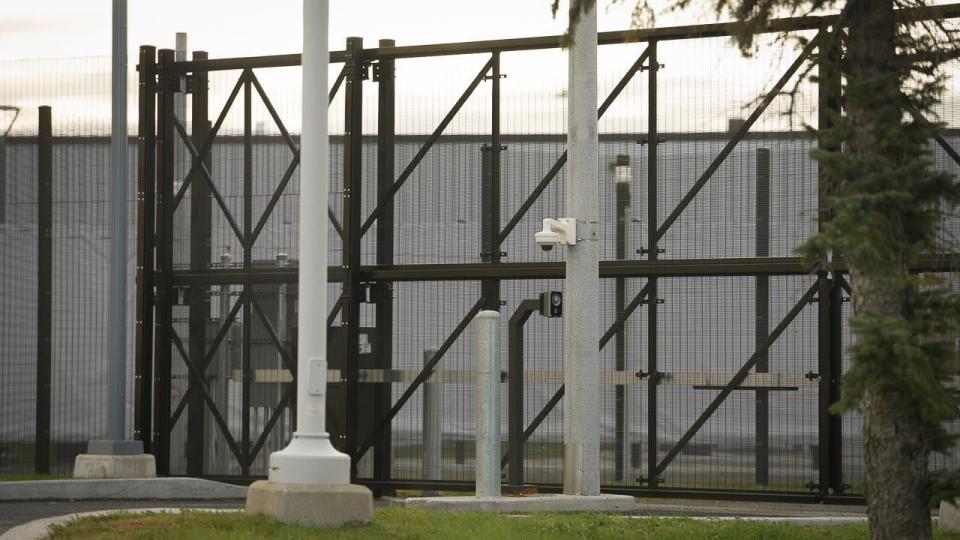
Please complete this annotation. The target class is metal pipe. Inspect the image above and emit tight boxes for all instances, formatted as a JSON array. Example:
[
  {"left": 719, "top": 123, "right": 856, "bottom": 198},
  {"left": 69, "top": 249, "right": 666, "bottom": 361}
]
[
  {"left": 134, "top": 45, "right": 157, "bottom": 453},
  {"left": 109, "top": 0, "right": 130, "bottom": 445},
  {"left": 374, "top": 38, "right": 396, "bottom": 489},
  {"left": 506, "top": 300, "right": 539, "bottom": 488},
  {"left": 755, "top": 148, "right": 771, "bottom": 486},
  {"left": 174, "top": 33, "right": 187, "bottom": 124},
  {"left": 294, "top": 0, "right": 330, "bottom": 443},
  {"left": 187, "top": 49, "right": 210, "bottom": 477},
  {"left": 563, "top": 1, "right": 600, "bottom": 497},
  {"left": 475, "top": 310, "right": 501, "bottom": 498},
  {"left": 267, "top": 0, "right": 350, "bottom": 486},
  {"left": 646, "top": 40, "right": 660, "bottom": 489},
  {"left": 212, "top": 249, "right": 232, "bottom": 472},
  {"left": 36, "top": 106, "right": 52, "bottom": 473},
  {"left": 422, "top": 348, "right": 441, "bottom": 495},
  {"left": 614, "top": 156, "right": 631, "bottom": 483}
]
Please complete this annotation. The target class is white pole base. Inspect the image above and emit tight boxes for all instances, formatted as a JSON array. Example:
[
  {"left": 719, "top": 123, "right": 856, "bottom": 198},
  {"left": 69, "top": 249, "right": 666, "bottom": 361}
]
[{"left": 267, "top": 432, "right": 350, "bottom": 485}]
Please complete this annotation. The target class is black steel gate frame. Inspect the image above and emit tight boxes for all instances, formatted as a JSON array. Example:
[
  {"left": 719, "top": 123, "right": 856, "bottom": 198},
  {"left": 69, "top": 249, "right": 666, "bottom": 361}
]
[{"left": 132, "top": 5, "right": 960, "bottom": 502}]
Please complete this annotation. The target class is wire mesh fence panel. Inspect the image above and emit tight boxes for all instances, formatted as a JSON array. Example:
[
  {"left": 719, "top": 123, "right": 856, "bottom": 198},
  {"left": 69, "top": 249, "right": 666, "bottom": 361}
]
[
  {"left": 1, "top": 13, "right": 960, "bottom": 500},
  {"left": 0, "top": 57, "right": 144, "bottom": 475}
]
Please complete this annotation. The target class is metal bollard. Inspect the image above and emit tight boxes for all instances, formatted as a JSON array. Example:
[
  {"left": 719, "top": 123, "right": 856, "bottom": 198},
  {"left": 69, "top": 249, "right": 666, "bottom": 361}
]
[
  {"left": 475, "top": 310, "right": 501, "bottom": 498},
  {"left": 422, "top": 348, "right": 441, "bottom": 496}
]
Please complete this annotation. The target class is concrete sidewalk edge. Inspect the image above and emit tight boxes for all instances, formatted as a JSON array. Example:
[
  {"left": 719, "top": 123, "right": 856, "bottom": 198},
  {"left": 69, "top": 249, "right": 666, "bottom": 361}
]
[
  {"left": 0, "top": 478, "right": 247, "bottom": 501},
  {"left": 0, "top": 507, "right": 241, "bottom": 540},
  {"left": 0, "top": 504, "right": 904, "bottom": 540}
]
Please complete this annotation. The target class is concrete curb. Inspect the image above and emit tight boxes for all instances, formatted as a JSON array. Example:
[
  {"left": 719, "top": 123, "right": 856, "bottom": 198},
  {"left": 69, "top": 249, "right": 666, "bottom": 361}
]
[
  {"left": 0, "top": 504, "right": 894, "bottom": 540},
  {"left": 402, "top": 494, "right": 638, "bottom": 513},
  {"left": 0, "top": 507, "right": 240, "bottom": 540},
  {"left": 0, "top": 478, "right": 247, "bottom": 502}
]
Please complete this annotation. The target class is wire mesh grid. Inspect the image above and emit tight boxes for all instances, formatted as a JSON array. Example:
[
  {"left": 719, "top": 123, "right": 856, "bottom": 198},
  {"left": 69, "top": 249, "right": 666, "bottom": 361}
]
[{"left": 0, "top": 25, "right": 958, "bottom": 499}]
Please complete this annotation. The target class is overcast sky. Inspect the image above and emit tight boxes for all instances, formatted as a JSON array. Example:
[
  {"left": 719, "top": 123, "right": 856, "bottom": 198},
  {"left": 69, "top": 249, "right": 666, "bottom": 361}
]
[
  {"left": 0, "top": 1, "right": 708, "bottom": 61},
  {"left": 13, "top": 2, "right": 956, "bottom": 135}
]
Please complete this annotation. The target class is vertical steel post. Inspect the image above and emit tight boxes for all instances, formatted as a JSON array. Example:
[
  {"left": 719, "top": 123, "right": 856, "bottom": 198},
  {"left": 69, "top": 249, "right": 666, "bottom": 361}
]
[
  {"left": 614, "top": 158, "right": 630, "bottom": 483},
  {"left": 342, "top": 36, "right": 364, "bottom": 481},
  {"left": 476, "top": 310, "right": 502, "bottom": 498},
  {"left": 241, "top": 70, "right": 253, "bottom": 476},
  {"left": 0, "top": 133, "right": 5, "bottom": 225},
  {"left": 134, "top": 46, "right": 157, "bottom": 452},
  {"left": 755, "top": 148, "right": 770, "bottom": 486},
  {"left": 212, "top": 250, "right": 232, "bottom": 471},
  {"left": 646, "top": 40, "right": 660, "bottom": 489},
  {"left": 374, "top": 38, "right": 396, "bottom": 488},
  {"left": 829, "top": 273, "right": 843, "bottom": 493},
  {"left": 174, "top": 34, "right": 187, "bottom": 129},
  {"left": 35, "top": 105, "right": 52, "bottom": 474},
  {"left": 422, "top": 348, "right": 441, "bottom": 492},
  {"left": 187, "top": 51, "right": 210, "bottom": 477},
  {"left": 818, "top": 29, "right": 843, "bottom": 495},
  {"left": 481, "top": 52, "right": 502, "bottom": 312},
  {"left": 108, "top": 0, "right": 130, "bottom": 446},
  {"left": 507, "top": 299, "right": 539, "bottom": 489},
  {"left": 153, "top": 48, "right": 176, "bottom": 474},
  {"left": 817, "top": 272, "right": 832, "bottom": 497}
]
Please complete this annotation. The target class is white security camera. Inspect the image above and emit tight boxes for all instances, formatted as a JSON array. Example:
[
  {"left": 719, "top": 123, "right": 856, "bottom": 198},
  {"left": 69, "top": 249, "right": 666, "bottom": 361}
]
[{"left": 534, "top": 218, "right": 576, "bottom": 252}]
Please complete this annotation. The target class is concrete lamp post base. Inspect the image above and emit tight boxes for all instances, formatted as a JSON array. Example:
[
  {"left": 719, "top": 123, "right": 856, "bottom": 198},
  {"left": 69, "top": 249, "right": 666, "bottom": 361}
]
[
  {"left": 247, "top": 481, "right": 373, "bottom": 528},
  {"left": 73, "top": 440, "right": 156, "bottom": 479},
  {"left": 245, "top": 433, "right": 373, "bottom": 528}
]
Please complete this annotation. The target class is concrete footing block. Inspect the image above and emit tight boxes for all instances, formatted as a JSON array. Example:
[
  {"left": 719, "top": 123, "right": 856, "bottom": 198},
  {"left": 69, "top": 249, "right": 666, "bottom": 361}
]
[
  {"left": 246, "top": 480, "right": 374, "bottom": 528},
  {"left": 940, "top": 500, "right": 960, "bottom": 531},
  {"left": 73, "top": 454, "right": 156, "bottom": 479},
  {"left": 402, "top": 494, "right": 638, "bottom": 513}
]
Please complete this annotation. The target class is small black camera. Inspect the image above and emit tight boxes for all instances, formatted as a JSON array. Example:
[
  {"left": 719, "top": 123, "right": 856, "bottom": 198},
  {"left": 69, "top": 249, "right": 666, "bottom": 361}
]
[{"left": 539, "top": 291, "right": 563, "bottom": 318}]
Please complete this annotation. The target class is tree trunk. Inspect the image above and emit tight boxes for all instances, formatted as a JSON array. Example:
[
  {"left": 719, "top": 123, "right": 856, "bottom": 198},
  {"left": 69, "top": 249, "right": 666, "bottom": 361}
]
[{"left": 846, "top": 1, "right": 933, "bottom": 537}]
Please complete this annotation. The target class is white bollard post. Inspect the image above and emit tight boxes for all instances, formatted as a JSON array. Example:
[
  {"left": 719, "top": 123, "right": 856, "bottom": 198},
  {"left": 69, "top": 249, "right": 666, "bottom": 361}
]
[
  {"left": 475, "top": 310, "right": 501, "bottom": 498},
  {"left": 422, "top": 348, "right": 441, "bottom": 495}
]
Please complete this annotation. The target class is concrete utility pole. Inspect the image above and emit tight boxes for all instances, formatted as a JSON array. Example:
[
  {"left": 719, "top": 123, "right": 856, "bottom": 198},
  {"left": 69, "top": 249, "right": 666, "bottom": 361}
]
[
  {"left": 563, "top": 1, "right": 601, "bottom": 496},
  {"left": 74, "top": 0, "right": 156, "bottom": 478},
  {"left": 246, "top": 0, "right": 373, "bottom": 526}
]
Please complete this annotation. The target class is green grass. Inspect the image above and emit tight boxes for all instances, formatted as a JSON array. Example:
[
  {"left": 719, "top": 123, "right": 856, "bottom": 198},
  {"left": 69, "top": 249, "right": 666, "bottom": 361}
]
[
  {"left": 46, "top": 507, "right": 960, "bottom": 540},
  {"left": 0, "top": 473, "right": 65, "bottom": 482}
]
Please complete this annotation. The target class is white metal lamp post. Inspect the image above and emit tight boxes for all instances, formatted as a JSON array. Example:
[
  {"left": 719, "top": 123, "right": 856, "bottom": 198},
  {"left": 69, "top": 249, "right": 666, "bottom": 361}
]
[
  {"left": 264, "top": 0, "right": 350, "bottom": 485},
  {"left": 245, "top": 0, "right": 373, "bottom": 526}
]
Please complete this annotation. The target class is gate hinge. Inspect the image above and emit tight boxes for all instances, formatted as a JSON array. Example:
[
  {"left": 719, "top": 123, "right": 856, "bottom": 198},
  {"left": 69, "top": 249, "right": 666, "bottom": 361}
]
[
  {"left": 483, "top": 73, "right": 507, "bottom": 81},
  {"left": 347, "top": 62, "right": 371, "bottom": 81},
  {"left": 640, "top": 63, "right": 665, "bottom": 72},
  {"left": 372, "top": 61, "right": 393, "bottom": 82},
  {"left": 805, "top": 371, "right": 821, "bottom": 381}
]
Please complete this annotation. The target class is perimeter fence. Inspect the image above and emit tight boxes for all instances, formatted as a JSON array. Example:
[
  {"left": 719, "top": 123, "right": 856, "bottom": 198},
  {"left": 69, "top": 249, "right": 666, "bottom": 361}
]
[{"left": 3, "top": 8, "right": 960, "bottom": 501}]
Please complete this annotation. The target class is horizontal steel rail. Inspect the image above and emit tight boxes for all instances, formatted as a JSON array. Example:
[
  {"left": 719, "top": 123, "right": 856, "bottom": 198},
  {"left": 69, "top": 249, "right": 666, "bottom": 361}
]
[
  {"left": 237, "top": 367, "right": 821, "bottom": 387},
  {"left": 166, "top": 3, "right": 960, "bottom": 72},
  {"left": 12, "top": 128, "right": 960, "bottom": 146},
  {"left": 167, "top": 254, "right": 959, "bottom": 285}
]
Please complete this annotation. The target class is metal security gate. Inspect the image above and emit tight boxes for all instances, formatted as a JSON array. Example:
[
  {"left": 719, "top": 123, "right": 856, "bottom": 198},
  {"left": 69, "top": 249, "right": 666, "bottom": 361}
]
[{"left": 133, "top": 7, "right": 960, "bottom": 502}]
